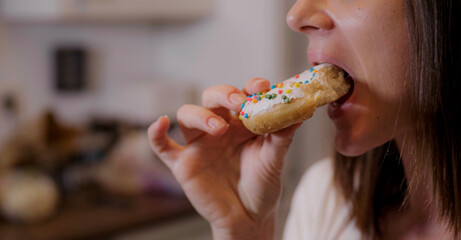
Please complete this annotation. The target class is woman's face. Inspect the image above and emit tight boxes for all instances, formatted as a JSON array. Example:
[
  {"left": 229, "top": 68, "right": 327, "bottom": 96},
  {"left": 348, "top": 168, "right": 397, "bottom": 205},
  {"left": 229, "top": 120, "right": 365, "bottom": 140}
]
[{"left": 287, "top": 0, "right": 410, "bottom": 156}]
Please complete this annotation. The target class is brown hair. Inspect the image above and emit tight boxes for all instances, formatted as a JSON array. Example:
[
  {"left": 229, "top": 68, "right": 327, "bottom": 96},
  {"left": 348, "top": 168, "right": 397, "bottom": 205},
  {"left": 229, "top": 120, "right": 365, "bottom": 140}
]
[{"left": 333, "top": 0, "right": 461, "bottom": 238}]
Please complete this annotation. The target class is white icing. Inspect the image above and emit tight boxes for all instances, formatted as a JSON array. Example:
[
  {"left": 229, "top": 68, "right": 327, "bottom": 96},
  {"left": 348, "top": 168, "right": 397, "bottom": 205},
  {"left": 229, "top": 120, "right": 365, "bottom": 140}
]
[{"left": 242, "top": 63, "right": 332, "bottom": 118}]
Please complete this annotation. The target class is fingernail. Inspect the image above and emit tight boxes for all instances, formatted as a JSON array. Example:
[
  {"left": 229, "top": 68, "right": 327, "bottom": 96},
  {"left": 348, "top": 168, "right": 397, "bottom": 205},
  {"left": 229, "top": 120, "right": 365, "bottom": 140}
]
[
  {"left": 156, "top": 115, "right": 168, "bottom": 123},
  {"left": 230, "top": 93, "right": 245, "bottom": 104},
  {"left": 208, "top": 117, "right": 226, "bottom": 129},
  {"left": 255, "top": 78, "right": 266, "bottom": 84}
]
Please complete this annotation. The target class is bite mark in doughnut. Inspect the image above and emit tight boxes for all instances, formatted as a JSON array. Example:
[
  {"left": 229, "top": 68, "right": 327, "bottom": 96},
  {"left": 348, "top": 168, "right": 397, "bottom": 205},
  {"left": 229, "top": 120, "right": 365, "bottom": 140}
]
[{"left": 239, "top": 63, "right": 350, "bottom": 135}]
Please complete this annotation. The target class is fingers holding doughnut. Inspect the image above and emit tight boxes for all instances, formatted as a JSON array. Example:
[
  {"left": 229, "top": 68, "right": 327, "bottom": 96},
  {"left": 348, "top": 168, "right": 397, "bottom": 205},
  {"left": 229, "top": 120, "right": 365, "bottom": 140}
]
[
  {"left": 240, "top": 64, "right": 350, "bottom": 135},
  {"left": 243, "top": 78, "right": 271, "bottom": 95},
  {"left": 177, "top": 104, "right": 229, "bottom": 143},
  {"left": 202, "top": 84, "right": 247, "bottom": 112}
]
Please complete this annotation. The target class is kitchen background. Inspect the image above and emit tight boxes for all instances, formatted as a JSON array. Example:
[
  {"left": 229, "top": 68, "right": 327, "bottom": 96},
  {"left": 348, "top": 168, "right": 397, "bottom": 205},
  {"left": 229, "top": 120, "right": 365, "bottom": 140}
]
[{"left": 0, "top": 0, "right": 335, "bottom": 239}]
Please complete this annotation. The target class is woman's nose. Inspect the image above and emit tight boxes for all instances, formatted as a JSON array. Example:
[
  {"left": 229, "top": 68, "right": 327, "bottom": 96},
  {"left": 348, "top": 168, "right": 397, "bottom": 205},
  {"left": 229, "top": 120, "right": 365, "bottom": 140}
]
[{"left": 286, "top": 0, "right": 335, "bottom": 34}]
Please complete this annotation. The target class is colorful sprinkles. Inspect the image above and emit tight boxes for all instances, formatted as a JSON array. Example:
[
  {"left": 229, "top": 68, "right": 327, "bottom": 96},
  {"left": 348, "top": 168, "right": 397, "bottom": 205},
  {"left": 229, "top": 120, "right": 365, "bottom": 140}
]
[{"left": 239, "top": 65, "right": 324, "bottom": 119}]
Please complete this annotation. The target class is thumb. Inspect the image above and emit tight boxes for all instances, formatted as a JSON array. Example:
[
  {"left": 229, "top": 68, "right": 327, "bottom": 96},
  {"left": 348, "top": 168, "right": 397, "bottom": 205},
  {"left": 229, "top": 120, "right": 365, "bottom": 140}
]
[
  {"left": 270, "top": 122, "right": 303, "bottom": 146},
  {"left": 259, "top": 123, "right": 303, "bottom": 172}
]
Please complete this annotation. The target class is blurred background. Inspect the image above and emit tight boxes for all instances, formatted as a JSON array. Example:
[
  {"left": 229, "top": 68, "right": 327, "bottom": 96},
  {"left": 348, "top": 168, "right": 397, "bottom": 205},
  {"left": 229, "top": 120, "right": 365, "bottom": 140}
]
[{"left": 0, "top": 0, "right": 335, "bottom": 239}]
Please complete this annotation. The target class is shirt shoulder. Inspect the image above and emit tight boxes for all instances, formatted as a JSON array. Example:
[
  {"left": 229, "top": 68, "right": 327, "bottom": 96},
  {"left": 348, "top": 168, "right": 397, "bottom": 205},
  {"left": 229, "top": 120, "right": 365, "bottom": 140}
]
[{"left": 283, "top": 158, "right": 362, "bottom": 240}]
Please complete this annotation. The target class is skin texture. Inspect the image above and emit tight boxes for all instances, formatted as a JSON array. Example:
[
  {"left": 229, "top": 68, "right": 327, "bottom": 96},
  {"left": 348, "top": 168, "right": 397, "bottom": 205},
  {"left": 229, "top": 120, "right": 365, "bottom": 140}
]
[
  {"left": 288, "top": 0, "right": 450, "bottom": 239},
  {"left": 149, "top": 0, "right": 449, "bottom": 239},
  {"left": 287, "top": 0, "right": 411, "bottom": 157},
  {"left": 148, "top": 78, "right": 302, "bottom": 240}
]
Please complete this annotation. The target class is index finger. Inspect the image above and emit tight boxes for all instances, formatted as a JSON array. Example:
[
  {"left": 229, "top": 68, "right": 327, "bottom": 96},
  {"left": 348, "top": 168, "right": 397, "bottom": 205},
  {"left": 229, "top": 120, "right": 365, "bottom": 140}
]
[
  {"left": 243, "top": 78, "right": 271, "bottom": 96},
  {"left": 202, "top": 84, "right": 247, "bottom": 113}
]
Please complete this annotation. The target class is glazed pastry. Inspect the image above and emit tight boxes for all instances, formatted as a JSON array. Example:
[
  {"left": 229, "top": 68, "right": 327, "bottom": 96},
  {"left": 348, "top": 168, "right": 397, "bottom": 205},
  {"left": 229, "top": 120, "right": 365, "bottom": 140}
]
[
  {"left": 240, "top": 63, "right": 350, "bottom": 135},
  {"left": 0, "top": 171, "right": 59, "bottom": 223}
]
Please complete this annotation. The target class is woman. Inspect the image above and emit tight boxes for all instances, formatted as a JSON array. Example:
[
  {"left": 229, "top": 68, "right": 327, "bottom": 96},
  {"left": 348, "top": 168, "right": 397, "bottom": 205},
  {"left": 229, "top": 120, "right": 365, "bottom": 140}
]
[{"left": 148, "top": 0, "right": 460, "bottom": 239}]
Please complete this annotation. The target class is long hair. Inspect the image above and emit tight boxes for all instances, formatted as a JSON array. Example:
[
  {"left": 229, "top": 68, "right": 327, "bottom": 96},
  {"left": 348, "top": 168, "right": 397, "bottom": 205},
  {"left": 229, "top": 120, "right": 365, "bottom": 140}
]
[{"left": 333, "top": 0, "right": 461, "bottom": 238}]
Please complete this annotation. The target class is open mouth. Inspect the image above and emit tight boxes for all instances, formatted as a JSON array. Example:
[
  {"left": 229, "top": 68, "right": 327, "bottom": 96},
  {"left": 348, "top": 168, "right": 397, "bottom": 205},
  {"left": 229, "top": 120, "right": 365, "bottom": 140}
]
[
  {"left": 334, "top": 71, "right": 354, "bottom": 105},
  {"left": 313, "top": 62, "right": 355, "bottom": 105}
]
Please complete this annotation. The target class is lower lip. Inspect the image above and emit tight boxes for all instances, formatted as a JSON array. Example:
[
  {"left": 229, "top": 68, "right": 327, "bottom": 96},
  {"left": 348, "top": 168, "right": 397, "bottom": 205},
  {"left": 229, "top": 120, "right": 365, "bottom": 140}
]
[
  {"left": 328, "top": 102, "right": 349, "bottom": 120},
  {"left": 328, "top": 74, "right": 354, "bottom": 120}
]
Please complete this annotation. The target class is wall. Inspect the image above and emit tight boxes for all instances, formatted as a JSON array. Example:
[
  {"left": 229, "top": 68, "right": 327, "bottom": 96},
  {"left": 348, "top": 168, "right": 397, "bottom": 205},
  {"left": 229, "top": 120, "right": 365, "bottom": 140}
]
[{"left": 0, "top": 0, "right": 287, "bottom": 125}]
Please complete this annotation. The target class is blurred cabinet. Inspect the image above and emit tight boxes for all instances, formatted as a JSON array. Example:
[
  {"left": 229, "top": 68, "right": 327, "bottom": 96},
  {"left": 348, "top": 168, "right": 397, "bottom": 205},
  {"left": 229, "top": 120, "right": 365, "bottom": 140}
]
[{"left": 0, "top": 0, "right": 213, "bottom": 23}]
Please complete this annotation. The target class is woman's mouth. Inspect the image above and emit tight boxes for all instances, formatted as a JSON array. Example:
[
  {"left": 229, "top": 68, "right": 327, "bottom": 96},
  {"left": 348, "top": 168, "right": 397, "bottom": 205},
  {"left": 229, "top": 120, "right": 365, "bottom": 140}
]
[
  {"left": 312, "top": 62, "right": 355, "bottom": 108},
  {"left": 327, "top": 69, "right": 355, "bottom": 120},
  {"left": 332, "top": 71, "right": 354, "bottom": 107},
  {"left": 308, "top": 54, "right": 356, "bottom": 117}
]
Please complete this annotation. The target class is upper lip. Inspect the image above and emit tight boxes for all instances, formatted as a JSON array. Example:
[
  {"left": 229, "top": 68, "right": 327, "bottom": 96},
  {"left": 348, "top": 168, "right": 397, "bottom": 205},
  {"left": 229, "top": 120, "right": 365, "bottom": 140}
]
[
  {"left": 308, "top": 51, "right": 355, "bottom": 105},
  {"left": 307, "top": 51, "right": 355, "bottom": 80}
]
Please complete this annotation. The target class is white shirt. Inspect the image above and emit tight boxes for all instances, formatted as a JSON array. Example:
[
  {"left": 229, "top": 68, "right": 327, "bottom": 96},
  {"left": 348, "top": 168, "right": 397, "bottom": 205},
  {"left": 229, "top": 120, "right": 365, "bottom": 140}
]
[{"left": 283, "top": 159, "right": 363, "bottom": 240}]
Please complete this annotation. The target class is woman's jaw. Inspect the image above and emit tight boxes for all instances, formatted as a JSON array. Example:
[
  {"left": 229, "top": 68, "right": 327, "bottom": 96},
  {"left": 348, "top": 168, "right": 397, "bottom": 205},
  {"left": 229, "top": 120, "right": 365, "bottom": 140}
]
[{"left": 307, "top": 51, "right": 402, "bottom": 157}]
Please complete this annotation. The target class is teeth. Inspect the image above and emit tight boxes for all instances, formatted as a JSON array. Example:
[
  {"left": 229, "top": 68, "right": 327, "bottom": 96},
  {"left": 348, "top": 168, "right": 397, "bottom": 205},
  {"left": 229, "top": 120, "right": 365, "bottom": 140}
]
[{"left": 331, "top": 102, "right": 339, "bottom": 108}]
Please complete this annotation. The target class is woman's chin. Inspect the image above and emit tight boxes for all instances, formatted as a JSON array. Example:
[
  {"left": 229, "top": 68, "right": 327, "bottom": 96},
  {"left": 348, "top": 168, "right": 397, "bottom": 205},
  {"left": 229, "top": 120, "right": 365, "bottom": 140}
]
[{"left": 334, "top": 137, "right": 369, "bottom": 157}]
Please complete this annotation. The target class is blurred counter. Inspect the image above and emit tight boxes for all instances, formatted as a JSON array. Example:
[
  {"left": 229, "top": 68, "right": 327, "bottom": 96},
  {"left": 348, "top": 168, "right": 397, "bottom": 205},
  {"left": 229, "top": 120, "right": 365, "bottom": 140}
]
[
  {"left": 0, "top": 193, "right": 195, "bottom": 240},
  {"left": 0, "top": 110, "right": 193, "bottom": 240}
]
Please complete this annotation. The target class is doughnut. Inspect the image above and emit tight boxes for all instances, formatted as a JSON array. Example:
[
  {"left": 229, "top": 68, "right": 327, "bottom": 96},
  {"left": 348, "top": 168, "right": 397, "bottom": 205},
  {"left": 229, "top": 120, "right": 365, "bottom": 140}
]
[
  {"left": 1, "top": 170, "right": 59, "bottom": 223},
  {"left": 239, "top": 63, "right": 350, "bottom": 135}
]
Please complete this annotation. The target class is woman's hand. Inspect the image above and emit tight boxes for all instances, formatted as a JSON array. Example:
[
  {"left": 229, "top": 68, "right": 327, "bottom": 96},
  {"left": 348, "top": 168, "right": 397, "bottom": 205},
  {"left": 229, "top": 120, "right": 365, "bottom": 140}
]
[{"left": 147, "top": 78, "right": 302, "bottom": 240}]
